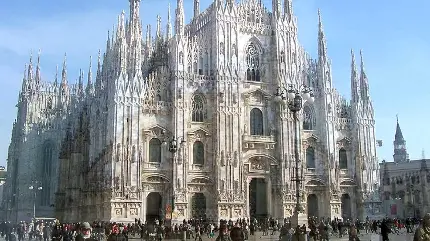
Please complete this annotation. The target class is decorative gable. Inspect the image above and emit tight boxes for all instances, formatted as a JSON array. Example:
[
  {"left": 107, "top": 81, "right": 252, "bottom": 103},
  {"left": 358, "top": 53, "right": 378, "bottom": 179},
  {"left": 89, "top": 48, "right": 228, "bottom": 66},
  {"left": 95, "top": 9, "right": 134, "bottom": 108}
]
[
  {"left": 336, "top": 137, "right": 351, "bottom": 150},
  {"left": 243, "top": 88, "right": 271, "bottom": 105},
  {"left": 143, "top": 124, "right": 170, "bottom": 138}
]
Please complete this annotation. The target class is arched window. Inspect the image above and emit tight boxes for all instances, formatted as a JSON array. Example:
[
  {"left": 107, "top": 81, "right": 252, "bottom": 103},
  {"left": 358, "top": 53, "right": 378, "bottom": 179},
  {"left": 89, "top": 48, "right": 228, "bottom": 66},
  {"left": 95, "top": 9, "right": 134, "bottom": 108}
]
[
  {"left": 303, "top": 106, "right": 315, "bottom": 130},
  {"left": 339, "top": 148, "right": 348, "bottom": 169},
  {"left": 306, "top": 147, "right": 316, "bottom": 168},
  {"left": 192, "top": 95, "right": 205, "bottom": 122},
  {"left": 149, "top": 138, "right": 162, "bottom": 163},
  {"left": 41, "top": 142, "right": 53, "bottom": 206},
  {"left": 193, "top": 141, "right": 204, "bottom": 165},
  {"left": 245, "top": 43, "right": 261, "bottom": 82},
  {"left": 250, "top": 108, "right": 263, "bottom": 135}
]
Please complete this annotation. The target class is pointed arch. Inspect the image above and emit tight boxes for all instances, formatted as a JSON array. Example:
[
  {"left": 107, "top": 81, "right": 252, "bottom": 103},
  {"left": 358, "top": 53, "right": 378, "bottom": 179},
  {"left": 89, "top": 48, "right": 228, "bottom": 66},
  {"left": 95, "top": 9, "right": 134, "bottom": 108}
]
[
  {"left": 192, "top": 94, "right": 207, "bottom": 122},
  {"left": 245, "top": 38, "right": 263, "bottom": 82}
]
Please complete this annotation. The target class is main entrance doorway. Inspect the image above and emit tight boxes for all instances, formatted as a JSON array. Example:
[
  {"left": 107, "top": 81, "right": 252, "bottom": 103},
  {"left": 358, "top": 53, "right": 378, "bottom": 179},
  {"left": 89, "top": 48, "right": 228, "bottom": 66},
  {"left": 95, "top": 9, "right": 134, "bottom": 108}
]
[
  {"left": 307, "top": 194, "right": 319, "bottom": 218},
  {"left": 341, "top": 193, "right": 352, "bottom": 220},
  {"left": 249, "top": 178, "right": 268, "bottom": 220},
  {"left": 146, "top": 192, "right": 162, "bottom": 222},
  {"left": 191, "top": 193, "right": 207, "bottom": 219}
]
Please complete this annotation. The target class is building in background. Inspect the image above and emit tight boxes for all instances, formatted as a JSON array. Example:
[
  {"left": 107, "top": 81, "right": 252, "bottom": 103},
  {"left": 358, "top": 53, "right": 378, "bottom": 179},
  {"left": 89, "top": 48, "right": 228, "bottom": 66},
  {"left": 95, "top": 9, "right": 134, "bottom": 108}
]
[
  {"left": 380, "top": 119, "right": 429, "bottom": 219},
  {"left": 5, "top": 0, "right": 380, "bottom": 222},
  {"left": 0, "top": 166, "right": 7, "bottom": 221}
]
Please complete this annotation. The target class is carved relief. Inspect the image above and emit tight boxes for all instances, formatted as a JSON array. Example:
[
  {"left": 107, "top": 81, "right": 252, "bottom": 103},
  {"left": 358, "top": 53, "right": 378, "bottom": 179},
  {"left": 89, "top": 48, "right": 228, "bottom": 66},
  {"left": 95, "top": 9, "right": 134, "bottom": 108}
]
[
  {"left": 129, "top": 208, "right": 138, "bottom": 216},
  {"left": 234, "top": 209, "right": 242, "bottom": 217},
  {"left": 250, "top": 158, "right": 266, "bottom": 171},
  {"left": 115, "top": 208, "right": 123, "bottom": 216},
  {"left": 220, "top": 209, "right": 228, "bottom": 217}
]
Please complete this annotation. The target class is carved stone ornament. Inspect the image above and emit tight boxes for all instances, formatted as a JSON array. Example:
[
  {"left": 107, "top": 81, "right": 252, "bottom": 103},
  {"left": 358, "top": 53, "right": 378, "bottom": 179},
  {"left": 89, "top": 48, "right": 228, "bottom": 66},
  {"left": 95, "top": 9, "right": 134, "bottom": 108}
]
[{"left": 250, "top": 158, "right": 266, "bottom": 171}]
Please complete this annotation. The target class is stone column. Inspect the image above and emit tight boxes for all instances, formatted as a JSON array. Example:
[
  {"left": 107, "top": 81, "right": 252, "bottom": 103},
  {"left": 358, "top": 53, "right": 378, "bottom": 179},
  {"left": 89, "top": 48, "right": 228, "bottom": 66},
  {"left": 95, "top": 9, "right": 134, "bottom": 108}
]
[{"left": 266, "top": 178, "right": 272, "bottom": 216}]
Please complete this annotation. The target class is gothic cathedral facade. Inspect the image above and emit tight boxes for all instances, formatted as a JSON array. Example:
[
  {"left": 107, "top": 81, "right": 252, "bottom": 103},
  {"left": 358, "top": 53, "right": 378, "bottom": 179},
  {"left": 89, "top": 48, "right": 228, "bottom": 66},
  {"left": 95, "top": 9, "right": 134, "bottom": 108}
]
[{"left": 4, "top": 0, "right": 379, "bottom": 223}]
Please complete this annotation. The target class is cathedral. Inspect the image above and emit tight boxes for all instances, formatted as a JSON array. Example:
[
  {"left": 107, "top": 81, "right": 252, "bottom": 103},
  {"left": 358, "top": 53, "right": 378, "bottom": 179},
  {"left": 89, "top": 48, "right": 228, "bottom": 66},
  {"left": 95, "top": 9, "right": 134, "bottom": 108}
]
[{"left": 4, "top": 0, "right": 380, "bottom": 223}]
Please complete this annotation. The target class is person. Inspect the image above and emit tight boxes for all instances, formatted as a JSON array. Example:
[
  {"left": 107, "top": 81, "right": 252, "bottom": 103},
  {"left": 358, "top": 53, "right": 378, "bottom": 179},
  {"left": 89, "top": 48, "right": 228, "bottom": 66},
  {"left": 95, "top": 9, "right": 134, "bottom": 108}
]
[
  {"left": 414, "top": 213, "right": 430, "bottom": 241},
  {"left": 380, "top": 219, "right": 391, "bottom": 241},
  {"left": 75, "top": 222, "right": 97, "bottom": 241}
]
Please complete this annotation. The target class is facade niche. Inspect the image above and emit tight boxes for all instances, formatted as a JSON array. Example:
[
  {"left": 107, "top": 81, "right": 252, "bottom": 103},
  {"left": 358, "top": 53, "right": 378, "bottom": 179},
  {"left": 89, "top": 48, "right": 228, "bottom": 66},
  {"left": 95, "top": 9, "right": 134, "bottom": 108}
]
[
  {"left": 303, "top": 105, "right": 315, "bottom": 130},
  {"left": 193, "top": 141, "right": 204, "bottom": 165},
  {"left": 250, "top": 108, "right": 263, "bottom": 136},
  {"left": 149, "top": 138, "right": 162, "bottom": 163},
  {"left": 306, "top": 147, "right": 316, "bottom": 168},
  {"left": 339, "top": 148, "right": 348, "bottom": 169}
]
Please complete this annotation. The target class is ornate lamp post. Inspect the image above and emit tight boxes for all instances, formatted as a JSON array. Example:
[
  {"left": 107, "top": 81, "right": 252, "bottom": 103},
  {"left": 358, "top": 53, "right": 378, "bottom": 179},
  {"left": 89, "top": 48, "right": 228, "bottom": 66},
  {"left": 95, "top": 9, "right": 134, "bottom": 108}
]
[
  {"left": 29, "top": 181, "right": 43, "bottom": 219},
  {"left": 164, "top": 136, "right": 185, "bottom": 224},
  {"left": 275, "top": 84, "right": 314, "bottom": 230}
]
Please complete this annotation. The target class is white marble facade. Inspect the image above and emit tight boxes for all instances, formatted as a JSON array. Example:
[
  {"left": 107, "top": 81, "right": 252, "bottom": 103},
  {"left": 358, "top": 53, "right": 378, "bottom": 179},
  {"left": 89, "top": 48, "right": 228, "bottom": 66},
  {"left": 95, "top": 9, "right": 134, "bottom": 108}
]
[{"left": 4, "top": 0, "right": 379, "bottom": 223}]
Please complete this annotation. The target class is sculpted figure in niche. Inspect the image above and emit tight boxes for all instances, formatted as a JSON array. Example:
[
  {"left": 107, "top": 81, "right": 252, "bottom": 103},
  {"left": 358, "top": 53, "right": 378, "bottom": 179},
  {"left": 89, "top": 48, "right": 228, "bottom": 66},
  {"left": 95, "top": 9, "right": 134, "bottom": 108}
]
[
  {"left": 116, "top": 144, "right": 122, "bottom": 162},
  {"left": 131, "top": 145, "right": 137, "bottom": 163},
  {"left": 139, "top": 146, "right": 144, "bottom": 163}
]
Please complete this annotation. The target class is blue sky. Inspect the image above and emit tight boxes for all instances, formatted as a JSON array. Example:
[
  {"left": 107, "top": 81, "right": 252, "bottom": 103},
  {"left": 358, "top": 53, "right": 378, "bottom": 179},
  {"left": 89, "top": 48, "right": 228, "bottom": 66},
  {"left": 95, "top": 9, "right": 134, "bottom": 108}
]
[{"left": 0, "top": 0, "right": 429, "bottom": 168}]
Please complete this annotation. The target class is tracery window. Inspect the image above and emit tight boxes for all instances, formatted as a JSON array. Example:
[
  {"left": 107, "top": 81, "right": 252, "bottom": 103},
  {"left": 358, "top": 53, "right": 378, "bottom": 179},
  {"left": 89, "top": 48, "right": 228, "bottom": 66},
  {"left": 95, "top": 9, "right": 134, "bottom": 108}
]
[
  {"left": 41, "top": 142, "right": 53, "bottom": 206},
  {"left": 193, "top": 141, "right": 204, "bottom": 165},
  {"left": 303, "top": 106, "right": 315, "bottom": 130},
  {"left": 245, "top": 43, "right": 261, "bottom": 82},
  {"left": 306, "top": 147, "right": 316, "bottom": 168},
  {"left": 250, "top": 108, "right": 263, "bottom": 135},
  {"left": 192, "top": 95, "right": 206, "bottom": 122},
  {"left": 339, "top": 148, "right": 348, "bottom": 169},
  {"left": 149, "top": 138, "right": 162, "bottom": 163}
]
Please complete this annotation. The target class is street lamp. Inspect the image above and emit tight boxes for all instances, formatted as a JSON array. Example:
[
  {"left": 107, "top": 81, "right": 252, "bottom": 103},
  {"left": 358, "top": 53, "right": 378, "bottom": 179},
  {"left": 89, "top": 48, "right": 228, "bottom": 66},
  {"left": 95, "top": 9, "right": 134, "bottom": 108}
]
[
  {"left": 274, "top": 84, "right": 314, "bottom": 229},
  {"left": 29, "top": 182, "right": 43, "bottom": 219},
  {"left": 163, "top": 136, "right": 185, "bottom": 224}
]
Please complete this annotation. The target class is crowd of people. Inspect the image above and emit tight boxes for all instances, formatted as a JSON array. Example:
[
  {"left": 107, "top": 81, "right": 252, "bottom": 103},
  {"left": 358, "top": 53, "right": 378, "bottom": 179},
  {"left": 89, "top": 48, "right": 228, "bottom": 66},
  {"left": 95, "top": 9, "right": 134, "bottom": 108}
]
[{"left": 0, "top": 215, "right": 427, "bottom": 241}]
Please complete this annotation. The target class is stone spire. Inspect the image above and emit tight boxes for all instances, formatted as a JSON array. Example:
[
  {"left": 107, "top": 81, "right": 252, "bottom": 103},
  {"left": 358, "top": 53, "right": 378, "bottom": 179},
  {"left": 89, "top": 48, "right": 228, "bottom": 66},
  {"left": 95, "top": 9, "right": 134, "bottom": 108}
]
[
  {"left": 54, "top": 65, "right": 59, "bottom": 86},
  {"left": 61, "top": 53, "right": 67, "bottom": 86},
  {"left": 35, "top": 49, "right": 41, "bottom": 89},
  {"left": 194, "top": 0, "right": 200, "bottom": 18},
  {"left": 350, "top": 49, "right": 360, "bottom": 103},
  {"left": 272, "top": 0, "right": 281, "bottom": 18},
  {"left": 156, "top": 15, "right": 162, "bottom": 39},
  {"left": 393, "top": 115, "right": 408, "bottom": 163},
  {"left": 359, "top": 50, "right": 370, "bottom": 101},
  {"left": 167, "top": 3, "right": 172, "bottom": 39},
  {"left": 27, "top": 52, "right": 34, "bottom": 84},
  {"left": 21, "top": 64, "right": 28, "bottom": 94},
  {"left": 284, "top": 0, "right": 293, "bottom": 21},
  {"left": 175, "top": 0, "right": 185, "bottom": 36},
  {"left": 317, "top": 9, "right": 327, "bottom": 61},
  {"left": 78, "top": 69, "right": 84, "bottom": 95}
]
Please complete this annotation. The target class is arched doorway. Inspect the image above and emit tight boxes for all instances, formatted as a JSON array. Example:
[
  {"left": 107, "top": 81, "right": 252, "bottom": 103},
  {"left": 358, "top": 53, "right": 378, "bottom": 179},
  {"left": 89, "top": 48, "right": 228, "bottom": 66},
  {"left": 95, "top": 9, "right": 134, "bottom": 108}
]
[
  {"left": 191, "top": 193, "right": 207, "bottom": 219},
  {"left": 341, "top": 194, "right": 352, "bottom": 220},
  {"left": 249, "top": 178, "right": 268, "bottom": 220},
  {"left": 307, "top": 194, "right": 319, "bottom": 218},
  {"left": 146, "top": 192, "right": 162, "bottom": 222}
]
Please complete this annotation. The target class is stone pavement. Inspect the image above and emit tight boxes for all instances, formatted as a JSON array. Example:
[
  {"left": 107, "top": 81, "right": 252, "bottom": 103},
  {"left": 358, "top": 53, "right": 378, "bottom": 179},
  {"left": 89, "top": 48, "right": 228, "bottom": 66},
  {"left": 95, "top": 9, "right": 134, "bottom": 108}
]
[{"left": 127, "top": 231, "right": 413, "bottom": 241}]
